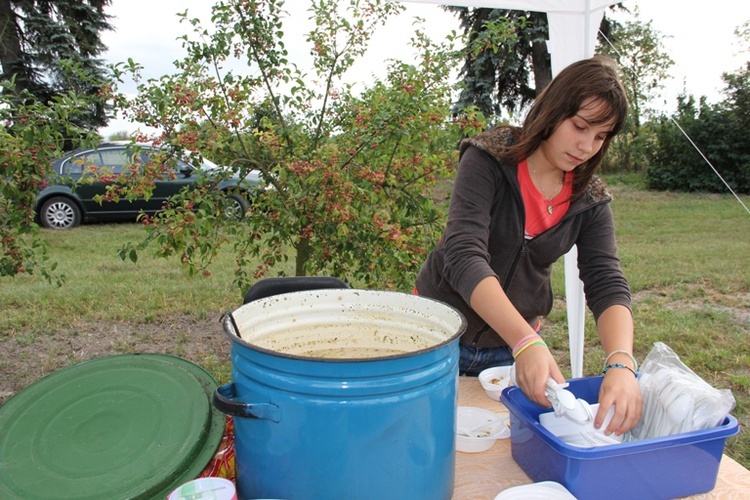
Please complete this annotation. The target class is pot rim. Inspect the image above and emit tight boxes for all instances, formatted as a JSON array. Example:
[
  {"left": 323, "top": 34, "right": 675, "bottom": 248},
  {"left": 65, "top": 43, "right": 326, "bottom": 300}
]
[{"left": 222, "top": 288, "right": 467, "bottom": 362}]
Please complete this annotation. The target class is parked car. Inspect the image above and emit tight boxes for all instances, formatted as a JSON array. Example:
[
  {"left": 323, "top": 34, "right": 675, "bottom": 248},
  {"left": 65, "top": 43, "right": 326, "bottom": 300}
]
[{"left": 35, "top": 142, "right": 261, "bottom": 230}]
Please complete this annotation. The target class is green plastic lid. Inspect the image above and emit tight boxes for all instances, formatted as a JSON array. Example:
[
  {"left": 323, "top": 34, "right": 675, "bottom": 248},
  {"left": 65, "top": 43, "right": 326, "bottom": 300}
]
[{"left": 0, "top": 354, "right": 226, "bottom": 499}]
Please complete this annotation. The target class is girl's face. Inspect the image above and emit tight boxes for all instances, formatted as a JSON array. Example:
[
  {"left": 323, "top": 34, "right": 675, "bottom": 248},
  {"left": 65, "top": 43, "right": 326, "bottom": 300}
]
[{"left": 535, "top": 98, "right": 615, "bottom": 173}]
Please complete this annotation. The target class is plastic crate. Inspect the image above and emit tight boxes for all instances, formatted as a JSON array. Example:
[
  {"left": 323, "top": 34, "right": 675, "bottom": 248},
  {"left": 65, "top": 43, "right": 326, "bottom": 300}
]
[{"left": 501, "top": 376, "right": 739, "bottom": 500}]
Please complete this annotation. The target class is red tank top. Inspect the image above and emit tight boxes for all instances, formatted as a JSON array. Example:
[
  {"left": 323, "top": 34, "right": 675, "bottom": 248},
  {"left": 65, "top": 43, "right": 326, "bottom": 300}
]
[{"left": 518, "top": 159, "right": 573, "bottom": 238}]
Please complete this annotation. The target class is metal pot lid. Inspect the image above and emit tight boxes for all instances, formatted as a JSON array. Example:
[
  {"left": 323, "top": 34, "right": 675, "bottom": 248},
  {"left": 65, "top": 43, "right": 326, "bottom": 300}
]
[{"left": 0, "top": 354, "right": 225, "bottom": 499}]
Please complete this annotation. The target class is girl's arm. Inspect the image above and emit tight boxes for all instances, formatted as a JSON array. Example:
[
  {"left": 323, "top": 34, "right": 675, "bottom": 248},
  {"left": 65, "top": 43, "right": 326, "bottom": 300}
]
[
  {"left": 470, "top": 276, "right": 565, "bottom": 407},
  {"left": 595, "top": 304, "right": 643, "bottom": 435}
]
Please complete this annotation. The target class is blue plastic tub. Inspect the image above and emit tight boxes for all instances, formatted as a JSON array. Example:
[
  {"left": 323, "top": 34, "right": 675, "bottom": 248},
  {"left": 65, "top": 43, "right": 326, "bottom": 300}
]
[{"left": 502, "top": 376, "right": 739, "bottom": 500}]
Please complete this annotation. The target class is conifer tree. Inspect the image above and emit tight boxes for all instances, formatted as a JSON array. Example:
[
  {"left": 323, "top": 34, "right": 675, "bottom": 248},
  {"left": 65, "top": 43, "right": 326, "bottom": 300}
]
[{"left": 0, "top": 0, "right": 112, "bottom": 128}]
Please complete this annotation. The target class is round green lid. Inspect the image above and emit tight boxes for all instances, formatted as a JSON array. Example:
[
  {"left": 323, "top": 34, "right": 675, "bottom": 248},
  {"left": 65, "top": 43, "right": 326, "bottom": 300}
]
[{"left": 0, "top": 354, "right": 226, "bottom": 499}]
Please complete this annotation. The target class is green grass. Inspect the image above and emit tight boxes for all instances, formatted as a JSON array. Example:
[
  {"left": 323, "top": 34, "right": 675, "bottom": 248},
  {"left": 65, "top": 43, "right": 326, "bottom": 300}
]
[
  {"left": 546, "top": 179, "right": 750, "bottom": 467},
  {"left": 0, "top": 224, "right": 250, "bottom": 335},
  {"left": 1, "top": 180, "right": 749, "bottom": 469}
]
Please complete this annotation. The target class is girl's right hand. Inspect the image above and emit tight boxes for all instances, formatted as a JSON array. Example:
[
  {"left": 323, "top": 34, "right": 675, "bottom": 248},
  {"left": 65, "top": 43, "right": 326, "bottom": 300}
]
[{"left": 512, "top": 344, "right": 565, "bottom": 407}]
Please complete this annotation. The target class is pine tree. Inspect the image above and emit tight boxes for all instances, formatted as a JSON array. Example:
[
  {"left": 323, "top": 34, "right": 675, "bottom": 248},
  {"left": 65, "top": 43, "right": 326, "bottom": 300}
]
[
  {"left": 446, "top": 7, "right": 550, "bottom": 120},
  {"left": 0, "top": 0, "right": 113, "bottom": 128},
  {"left": 445, "top": 6, "right": 622, "bottom": 122}
]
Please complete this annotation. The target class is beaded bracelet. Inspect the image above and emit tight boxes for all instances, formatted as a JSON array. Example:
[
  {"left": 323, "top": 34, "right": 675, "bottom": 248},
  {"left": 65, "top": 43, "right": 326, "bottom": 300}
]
[
  {"left": 602, "top": 362, "right": 638, "bottom": 378},
  {"left": 513, "top": 339, "right": 547, "bottom": 360},
  {"left": 603, "top": 349, "right": 639, "bottom": 374}
]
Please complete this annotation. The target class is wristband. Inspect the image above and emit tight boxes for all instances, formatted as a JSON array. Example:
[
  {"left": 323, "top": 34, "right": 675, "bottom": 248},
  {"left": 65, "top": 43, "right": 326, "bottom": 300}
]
[
  {"left": 512, "top": 336, "right": 543, "bottom": 358},
  {"left": 513, "top": 333, "right": 541, "bottom": 352},
  {"left": 513, "top": 339, "right": 547, "bottom": 359}
]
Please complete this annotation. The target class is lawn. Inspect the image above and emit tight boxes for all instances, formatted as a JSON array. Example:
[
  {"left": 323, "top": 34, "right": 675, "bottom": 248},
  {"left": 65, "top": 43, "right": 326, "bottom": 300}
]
[{"left": 1, "top": 178, "right": 748, "bottom": 468}]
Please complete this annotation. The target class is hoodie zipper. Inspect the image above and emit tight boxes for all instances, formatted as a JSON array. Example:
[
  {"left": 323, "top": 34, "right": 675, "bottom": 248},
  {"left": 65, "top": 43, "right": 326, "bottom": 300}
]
[{"left": 466, "top": 148, "right": 612, "bottom": 347}]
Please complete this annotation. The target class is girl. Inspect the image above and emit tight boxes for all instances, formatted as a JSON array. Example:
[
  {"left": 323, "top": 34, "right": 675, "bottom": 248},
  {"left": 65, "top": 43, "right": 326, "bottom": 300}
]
[{"left": 415, "top": 55, "right": 642, "bottom": 435}]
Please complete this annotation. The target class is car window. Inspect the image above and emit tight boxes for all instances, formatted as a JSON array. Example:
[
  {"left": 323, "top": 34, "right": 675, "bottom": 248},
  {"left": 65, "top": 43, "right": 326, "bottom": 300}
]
[
  {"left": 99, "top": 149, "right": 131, "bottom": 174},
  {"left": 62, "top": 152, "right": 100, "bottom": 175},
  {"left": 142, "top": 150, "right": 193, "bottom": 179},
  {"left": 62, "top": 146, "right": 194, "bottom": 179},
  {"left": 61, "top": 149, "right": 136, "bottom": 176}
]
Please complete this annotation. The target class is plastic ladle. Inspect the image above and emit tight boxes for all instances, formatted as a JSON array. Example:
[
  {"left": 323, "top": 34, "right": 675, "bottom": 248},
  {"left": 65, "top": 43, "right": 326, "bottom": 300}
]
[
  {"left": 509, "top": 364, "right": 593, "bottom": 423},
  {"left": 546, "top": 378, "right": 576, "bottom": 412},
  {"left": 546, "top": 378, "right": 593, "bottom": 423}
]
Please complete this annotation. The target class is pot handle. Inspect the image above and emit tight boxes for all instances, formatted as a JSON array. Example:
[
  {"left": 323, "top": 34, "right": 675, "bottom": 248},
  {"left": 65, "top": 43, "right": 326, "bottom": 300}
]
[
  {"left": 213, "top": 382, "right": 281, "bottom": 422},
  {"left": 243, "top": 276, "right": 350, "bottom": 304}
]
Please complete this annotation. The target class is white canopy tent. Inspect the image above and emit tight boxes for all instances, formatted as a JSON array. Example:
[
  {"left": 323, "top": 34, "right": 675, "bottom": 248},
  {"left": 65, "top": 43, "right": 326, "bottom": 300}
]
[{"left": 402, "top": 0, "right": 620, "bottom": 377}]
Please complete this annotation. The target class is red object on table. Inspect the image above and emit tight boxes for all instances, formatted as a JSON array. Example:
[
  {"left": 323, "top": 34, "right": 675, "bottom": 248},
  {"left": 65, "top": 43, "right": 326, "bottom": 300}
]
[{"left": 199, "top": 416, "right": 236, "bottom": 481}]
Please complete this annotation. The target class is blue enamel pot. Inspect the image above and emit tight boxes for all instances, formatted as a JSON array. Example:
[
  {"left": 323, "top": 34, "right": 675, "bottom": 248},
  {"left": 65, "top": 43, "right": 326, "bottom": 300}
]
[{"left": 214, "top": 286, "right": 466, "bottom": 500}]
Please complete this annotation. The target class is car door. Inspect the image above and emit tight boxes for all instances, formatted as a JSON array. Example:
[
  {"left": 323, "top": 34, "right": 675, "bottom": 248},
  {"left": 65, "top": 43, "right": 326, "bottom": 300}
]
[
  {"left": 138, "top": 150, "right": 198, "bottom": 213},
  {"left": 61, "top": 147, "right": 148, "bottom": 218}
]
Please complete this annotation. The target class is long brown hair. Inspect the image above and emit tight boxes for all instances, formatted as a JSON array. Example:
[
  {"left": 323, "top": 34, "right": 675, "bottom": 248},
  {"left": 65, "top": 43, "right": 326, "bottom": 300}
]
[{"left": 505, "top": 55, "right": 628, "bottom": 200}]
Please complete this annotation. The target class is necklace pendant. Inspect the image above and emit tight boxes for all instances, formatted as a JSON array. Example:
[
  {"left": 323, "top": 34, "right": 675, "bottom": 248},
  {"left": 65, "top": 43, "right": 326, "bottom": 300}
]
[{"left": 547, "top": 204, "right": 553, "bottom": 215}]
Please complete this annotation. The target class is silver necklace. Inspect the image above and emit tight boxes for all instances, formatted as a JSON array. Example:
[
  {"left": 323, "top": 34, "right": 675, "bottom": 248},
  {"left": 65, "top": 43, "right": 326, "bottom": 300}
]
[{"left": 530, "top": 163, "right": 562, "bottom": 214}]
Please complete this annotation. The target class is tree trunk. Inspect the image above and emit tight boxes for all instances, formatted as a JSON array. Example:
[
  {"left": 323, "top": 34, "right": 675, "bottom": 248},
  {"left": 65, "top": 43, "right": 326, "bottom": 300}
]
[
  {"left": 295, "top": 236, "right": 309, "bottom": 277},
  {"left": 0, "top": 0, "right": 31, "bottom": 93},
  {"left": 531, "top": 38, "right": 551, "bottom": 96}
]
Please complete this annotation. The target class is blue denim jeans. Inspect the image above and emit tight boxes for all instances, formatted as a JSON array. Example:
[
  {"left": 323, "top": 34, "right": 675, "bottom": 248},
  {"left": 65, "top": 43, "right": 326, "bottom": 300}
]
[{"left": 459, "top": 343, "right": 515, "bottom": 377}]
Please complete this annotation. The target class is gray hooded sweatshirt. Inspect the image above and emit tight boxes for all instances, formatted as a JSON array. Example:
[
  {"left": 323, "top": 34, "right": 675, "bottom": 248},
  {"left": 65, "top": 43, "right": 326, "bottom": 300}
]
[{"left": 415, "top": 127, "right": 631, "bottom": 347}]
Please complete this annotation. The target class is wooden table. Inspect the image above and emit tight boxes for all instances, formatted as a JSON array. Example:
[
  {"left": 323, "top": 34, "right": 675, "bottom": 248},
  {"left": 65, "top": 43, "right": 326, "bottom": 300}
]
[{"left": 454, "top": 376, "right": 750, "bottom": 499}]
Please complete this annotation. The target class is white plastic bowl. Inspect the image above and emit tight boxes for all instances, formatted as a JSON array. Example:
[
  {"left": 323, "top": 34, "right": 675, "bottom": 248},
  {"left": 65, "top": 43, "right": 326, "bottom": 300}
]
[
  {"left": 494, "top": 481, "right": 576, "bottom": 499},
  {"left": 478, "top": 366, "right": 512, "bottom": 401},
  {"left": 456, "top": 406, "right": 505, "bottom": 453},
  {"left": 168, "top": 478, "right": 237, "bottom": 500}
]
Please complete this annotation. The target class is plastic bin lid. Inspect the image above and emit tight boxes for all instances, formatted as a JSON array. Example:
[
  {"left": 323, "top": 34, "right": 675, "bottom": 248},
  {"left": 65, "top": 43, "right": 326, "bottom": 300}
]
[{"left": 0, "top": 354, "right": 225, "bottom": 499}]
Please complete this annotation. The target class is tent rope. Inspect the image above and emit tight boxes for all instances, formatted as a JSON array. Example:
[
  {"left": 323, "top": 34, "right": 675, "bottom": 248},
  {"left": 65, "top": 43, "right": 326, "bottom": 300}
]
[
  {"left": 599, "top": 30, "right": 750, "bottom": 216},
  {"left": 666, "top": 117, "right": 750, "bottom": 215}
]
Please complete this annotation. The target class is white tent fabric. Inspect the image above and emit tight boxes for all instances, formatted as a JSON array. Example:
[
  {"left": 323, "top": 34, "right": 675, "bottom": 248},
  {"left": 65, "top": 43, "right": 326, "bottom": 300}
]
[{"left": 402, "top": 0, "right": 620, "bottom": 377}]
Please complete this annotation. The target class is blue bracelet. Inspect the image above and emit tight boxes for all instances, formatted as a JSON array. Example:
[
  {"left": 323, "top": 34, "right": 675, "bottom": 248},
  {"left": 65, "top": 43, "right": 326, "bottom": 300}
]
[
  {"left": 603, "top": 350, "right": 639, "bottom": 373},
  {"left": 602, "top": 363, "right": 638, "bottom": 377}
]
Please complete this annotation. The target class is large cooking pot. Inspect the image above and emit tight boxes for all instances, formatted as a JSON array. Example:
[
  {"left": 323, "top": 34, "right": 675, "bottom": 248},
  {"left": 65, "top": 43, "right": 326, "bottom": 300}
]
[{"left": 214, "top": 277, "right": 466, "bottom": 500}]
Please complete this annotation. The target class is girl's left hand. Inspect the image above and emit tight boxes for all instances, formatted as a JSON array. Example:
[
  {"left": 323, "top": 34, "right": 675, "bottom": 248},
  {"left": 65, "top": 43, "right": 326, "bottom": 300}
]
[{"left": 595, "top": 367, "right": 642, "bottom": 435}]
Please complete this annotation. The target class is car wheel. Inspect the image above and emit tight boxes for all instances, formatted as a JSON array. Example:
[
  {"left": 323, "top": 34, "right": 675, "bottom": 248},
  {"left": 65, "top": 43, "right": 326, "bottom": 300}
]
[
  {"left": 39, "top": 196, "right": 82, "bottom": 230},
  {"left": 224, "top": 193, "right": 250, "bottom": 220}
]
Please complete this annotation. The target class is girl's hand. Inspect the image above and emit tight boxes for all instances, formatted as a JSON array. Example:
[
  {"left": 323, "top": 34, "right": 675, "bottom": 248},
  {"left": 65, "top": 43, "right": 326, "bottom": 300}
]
[
  {"left": 596, "top": 367, "right": 642, "bottom": 435},
  {"left": 513, "top": 344, "right": 565, "bottom": 407}
]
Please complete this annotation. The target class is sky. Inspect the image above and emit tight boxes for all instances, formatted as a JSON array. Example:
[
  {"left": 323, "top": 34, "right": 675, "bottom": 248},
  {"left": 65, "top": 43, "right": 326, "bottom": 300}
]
[{"left": 98, "top": 0, "right": 750, "bottom": 137}]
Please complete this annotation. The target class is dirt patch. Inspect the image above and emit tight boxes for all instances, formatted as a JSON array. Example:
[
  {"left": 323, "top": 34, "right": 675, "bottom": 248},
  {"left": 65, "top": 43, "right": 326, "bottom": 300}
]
[
  {"left": 0, "top": 314, "right": 232, "bottom": 405},
  {"left": 633, "top": 288, "right": 750, "bottom": 328},
  {"left": 3, "top": 287, "right": 748, "bottom": 406}
]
